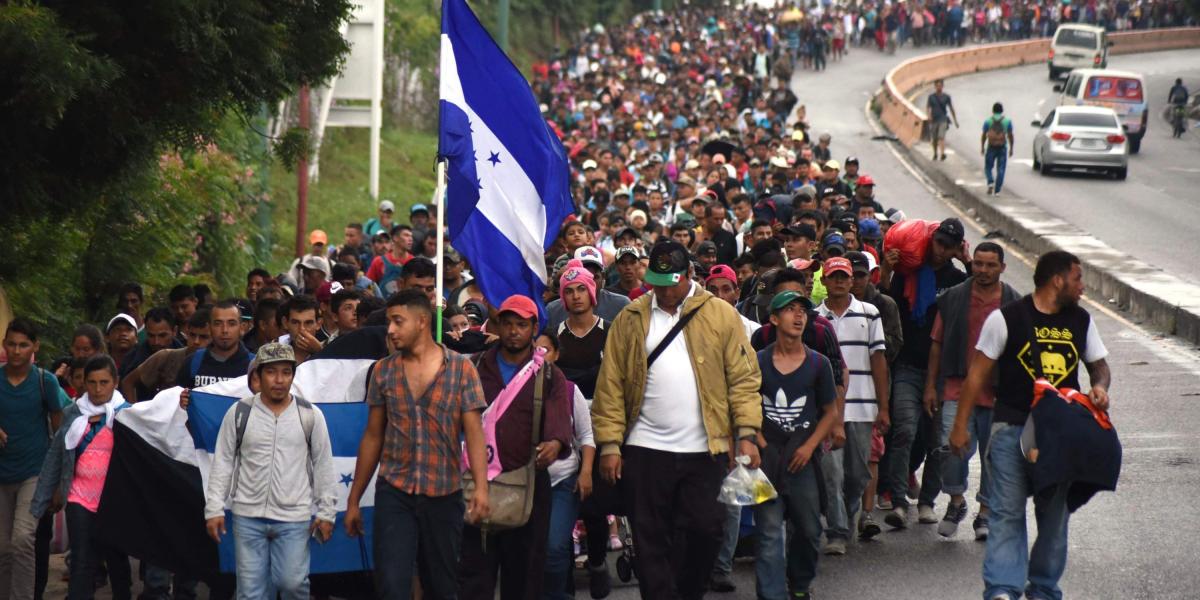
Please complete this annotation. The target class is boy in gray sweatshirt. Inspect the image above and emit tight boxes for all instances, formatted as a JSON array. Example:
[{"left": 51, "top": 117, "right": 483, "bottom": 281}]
[{"left": 203, "top": 342, "right": 337, "bottom": 600}]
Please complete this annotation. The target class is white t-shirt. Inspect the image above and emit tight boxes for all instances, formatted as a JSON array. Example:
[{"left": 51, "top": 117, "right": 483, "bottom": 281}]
[
  {"left": 627, "top": 284, "right": 709, "bottom": 453},
  {"left": 817, "top": 297, "right": 887, "bottom": 423},
  {"left": 548, "top": 386, "right": 596, "bottom": 487},
  {"left": 975, "top": 310, "right": 1108, "bottom": 363}
]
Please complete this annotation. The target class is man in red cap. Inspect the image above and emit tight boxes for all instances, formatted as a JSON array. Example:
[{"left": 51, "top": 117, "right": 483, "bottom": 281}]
[
  {"left": 460, "top": 295, "right": 573, "bottom": 599},
  {"left": 852, "top": 174, "right": 884, "bottom": 216}
]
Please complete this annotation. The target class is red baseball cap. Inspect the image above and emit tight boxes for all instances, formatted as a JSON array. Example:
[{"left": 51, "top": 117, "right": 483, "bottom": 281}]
[
  {"left": 857, "top": 174, "right": 876, "bottom": 186},
  {"left": 824, "top": 257, "right": 853, "bottom": 277},
  {"left": 704, "top": 264, "right": 738, "bottom": 286},
  {"left": 497, "top": 295, "right": 538, "bottom": 320}
]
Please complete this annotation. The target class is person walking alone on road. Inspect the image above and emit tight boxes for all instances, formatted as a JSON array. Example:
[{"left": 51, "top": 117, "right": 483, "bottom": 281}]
[
  {"left": 981, "top": 102, "right": 1014, "bottom": 195},
  {"left": 950, "top": 251, "right": 1112, "bottom": 600},
  {"left": 204, "top": 342, "right": 338, "bottom": 600},
  {"left": 592, "top": 240, "right": 763, "bottom": 600},
  {"left": 927, "top": 79, "right": 960, "bottom": 161}
]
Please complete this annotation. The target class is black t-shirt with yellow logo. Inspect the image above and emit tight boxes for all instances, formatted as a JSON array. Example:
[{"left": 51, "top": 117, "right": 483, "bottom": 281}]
[{"left": 976, "top": 296, "right": 1108, "bottom": 425}]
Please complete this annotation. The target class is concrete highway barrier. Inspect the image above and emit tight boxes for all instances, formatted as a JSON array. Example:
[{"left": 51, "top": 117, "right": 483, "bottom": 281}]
[{"left": 878, "top": 27, "right": 1200, "bottom": 147}]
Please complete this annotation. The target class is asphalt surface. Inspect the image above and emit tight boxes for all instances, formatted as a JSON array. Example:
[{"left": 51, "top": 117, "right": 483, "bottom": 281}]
[
  {"left": 931, "top": 49, "right": 1200, "bottom": 287},
  {"left": 597, "top": 42, "right": 1200, "bottom": 600}
]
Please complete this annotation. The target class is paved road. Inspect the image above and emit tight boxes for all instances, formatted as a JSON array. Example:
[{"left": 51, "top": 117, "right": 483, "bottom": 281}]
[
  {"left": 932, "top": 49, "right": 1200, "bottom": 286},
  {"left": 598, "top": 42, "right": 1200, "bottom": 600}
]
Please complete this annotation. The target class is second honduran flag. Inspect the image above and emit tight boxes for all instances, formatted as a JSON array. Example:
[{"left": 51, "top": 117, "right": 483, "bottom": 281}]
[{"left": 96, "top": 328, "right": 390, "bottom": 579}]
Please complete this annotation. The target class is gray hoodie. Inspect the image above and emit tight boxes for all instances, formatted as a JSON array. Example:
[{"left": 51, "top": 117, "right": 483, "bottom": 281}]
[{"left": 204, "top": 394, "right": 337, "bottom": 523}]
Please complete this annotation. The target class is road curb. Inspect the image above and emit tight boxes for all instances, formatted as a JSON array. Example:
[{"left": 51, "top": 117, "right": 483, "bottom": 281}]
[{"left": 887, "top": 134, "right": 1200, "bottom": 347}]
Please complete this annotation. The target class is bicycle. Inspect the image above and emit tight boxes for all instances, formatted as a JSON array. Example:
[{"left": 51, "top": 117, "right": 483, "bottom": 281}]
[{"left": 1171, "top": 104, "right": 1187, "bottom": 138}]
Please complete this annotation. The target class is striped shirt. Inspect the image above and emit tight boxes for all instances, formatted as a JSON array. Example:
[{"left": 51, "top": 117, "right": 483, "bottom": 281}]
[{"left": 817, "top": 297, "right": 886, "bottom": 423}]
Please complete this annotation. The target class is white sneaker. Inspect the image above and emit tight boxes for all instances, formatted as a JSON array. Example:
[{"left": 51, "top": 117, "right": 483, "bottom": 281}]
[
  {"left": 884, "top": 506, "right": 908, "bottom": 529},
  {"left": 822, "top": 539, "right": 847, "bottom": 555},
  {"left": 918, "top": 504, "right": 938, "bottom": 524}
]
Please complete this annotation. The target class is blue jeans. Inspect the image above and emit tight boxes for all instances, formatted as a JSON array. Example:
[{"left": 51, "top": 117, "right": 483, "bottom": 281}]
[
  {"left": 820, "top": 422, "right": 873, "bottom": 540},
  {"left": 543, "top": 473, "right": 579, "bottom": 600},
  {"left": 373, "top": 480, "right": 464, "bottom": 600},
  {"left": 940, "top": 401, "right": 994, "bottom": 505},
  {"left": 754, "top": 461, "right": 823, "bottom": 599},
  {"left": 712, "top": 502, "right": 743, "bottom": 577},
  {"left": 231, "top": 515, "right": 310, "bottom": 600},
  {"left": 983, "top": 423, "right": 1071, "bottom": 600},
  {"left": 884, "top": 365, "right": 926, "bottom": 509},
  {"left": 985, "top": 146, "right": 1008, "bottom": 192}
]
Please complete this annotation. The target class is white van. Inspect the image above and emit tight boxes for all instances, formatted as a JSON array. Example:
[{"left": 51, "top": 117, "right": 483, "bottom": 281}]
[
  {"left": 1055, "top": 69, "right": 1149, "bottom": 153},
  {"left": 1048, "top": 24, "right": 1110, "bottom": 80}
]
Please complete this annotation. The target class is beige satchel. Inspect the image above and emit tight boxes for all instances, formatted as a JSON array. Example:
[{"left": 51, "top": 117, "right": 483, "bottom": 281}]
[{"left": 462, "top": 366, "right": 546, "bottom": 531}]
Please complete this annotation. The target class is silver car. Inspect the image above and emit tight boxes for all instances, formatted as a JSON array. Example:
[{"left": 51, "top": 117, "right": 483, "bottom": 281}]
[{"left": 1031, "top": 105, "right": 1130, "bottom": 180}]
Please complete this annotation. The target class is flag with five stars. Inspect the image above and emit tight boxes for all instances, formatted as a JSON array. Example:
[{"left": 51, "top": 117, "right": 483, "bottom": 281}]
[{"left": 438, "top": 0, "right": 573, "bottom": 321}]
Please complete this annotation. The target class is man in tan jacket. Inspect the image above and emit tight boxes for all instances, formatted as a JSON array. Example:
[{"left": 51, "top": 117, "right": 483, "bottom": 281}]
[{"left": 592, "top": 240, "right": 762, "bottom": 600}]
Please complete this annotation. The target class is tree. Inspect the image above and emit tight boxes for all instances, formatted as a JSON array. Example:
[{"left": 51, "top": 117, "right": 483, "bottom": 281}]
[{"left": 0, "top": 0, "right": 354, "bottom": 223}]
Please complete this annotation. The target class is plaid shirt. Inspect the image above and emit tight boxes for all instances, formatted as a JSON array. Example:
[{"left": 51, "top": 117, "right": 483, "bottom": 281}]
[{"left": 367, "top": 346, "right": 486, "bottom": 497}]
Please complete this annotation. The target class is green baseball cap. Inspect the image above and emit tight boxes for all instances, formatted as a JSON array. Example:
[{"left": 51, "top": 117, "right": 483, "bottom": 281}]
[{"left": 770, "top": 290, "right": 813, "bottom": 314}]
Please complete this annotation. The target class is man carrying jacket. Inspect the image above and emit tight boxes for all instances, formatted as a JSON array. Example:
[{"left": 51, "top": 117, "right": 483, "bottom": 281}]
[
  {"left": 593, "top": 240, "right": 762, "bottom": 600},
  {"left": 926, "top": 242, "right": 1019, "bottom": 540}
]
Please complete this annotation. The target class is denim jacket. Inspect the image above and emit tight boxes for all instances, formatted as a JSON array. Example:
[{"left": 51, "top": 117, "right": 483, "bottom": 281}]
[{"left": 30, "top": 402, "right": 128, "bottom": 519}]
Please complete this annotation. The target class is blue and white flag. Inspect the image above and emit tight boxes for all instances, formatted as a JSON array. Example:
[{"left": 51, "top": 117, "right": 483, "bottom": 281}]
[
  {"left": 439, "top": 0, "right": 573, "bottom": 317},
  {"left": 97, "top": 328, "right": 390, "bottom": 579}
]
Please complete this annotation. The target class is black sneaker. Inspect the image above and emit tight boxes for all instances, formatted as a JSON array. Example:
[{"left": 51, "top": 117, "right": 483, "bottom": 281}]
[
  {"left": 973, "top": 514, "right": 990, "bottom": 541},
  {"left": 709, "top": 573, "right": 736, "bottom": 593},
  {"left": 588, "top": 560, "right": 611, "bottom": 599},
  {"left": 858, "top": 513, "right": 882, "bottom": 540},
  {"left": 884, "top": 506, "right": 908, "bottom": 529},
  {"left": 937, "top": 501, "right": 968, "bottom": 537},
  {"left": 792, "top": 591, "right": 813, "bottom": 599}
]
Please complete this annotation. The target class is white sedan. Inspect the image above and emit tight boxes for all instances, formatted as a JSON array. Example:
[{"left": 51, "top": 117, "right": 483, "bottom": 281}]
[{"left": 1030, "top": 105, "right": 1129, "bottom": 180}]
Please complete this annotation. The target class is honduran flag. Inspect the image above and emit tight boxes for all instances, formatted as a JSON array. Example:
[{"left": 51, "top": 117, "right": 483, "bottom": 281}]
[
  {"left": 97, "top": 328, "right": 390, "bottom": 582},
  {"left": 439, "top": 0, "right": 574, "bottom": 319}
]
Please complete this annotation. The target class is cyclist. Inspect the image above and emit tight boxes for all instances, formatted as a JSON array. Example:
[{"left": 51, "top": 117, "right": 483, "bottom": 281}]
[{"left": 1168, "top": 78, "right": 1190, "bottom": 138}]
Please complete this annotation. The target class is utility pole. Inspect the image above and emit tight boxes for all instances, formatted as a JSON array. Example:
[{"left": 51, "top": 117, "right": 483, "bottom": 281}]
[
  {"left": 497, "top": 0, "right": 510, "bottom": 51},
  {"left": 295, "top": 85, "right": 311, "bottom": 258}
]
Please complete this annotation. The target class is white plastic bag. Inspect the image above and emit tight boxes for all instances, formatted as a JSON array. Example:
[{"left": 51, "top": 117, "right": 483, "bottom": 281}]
[{"left": 717, "top": 455, "right": 778, "bottom": 506}]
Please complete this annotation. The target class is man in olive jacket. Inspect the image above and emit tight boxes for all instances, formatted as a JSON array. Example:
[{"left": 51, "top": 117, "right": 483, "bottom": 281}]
[{"left": 592, "top": 240, "right": 762, "bottom": 600}]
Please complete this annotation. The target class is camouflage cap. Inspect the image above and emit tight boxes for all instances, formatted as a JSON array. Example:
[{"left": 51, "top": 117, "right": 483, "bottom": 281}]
[{"left": 251, "top": 342, "right": 296, "bottom": 372}]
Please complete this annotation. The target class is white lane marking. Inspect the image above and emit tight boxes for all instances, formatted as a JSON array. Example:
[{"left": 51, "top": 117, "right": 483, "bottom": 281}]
[
  {"left": 1123, "top": 446, "right": 1189, "bottom": 453},
  {"left": 1013, "top": 158, "right": 1034, "bottom": 167},
  {"left": 862, "top": 93, "right": 1200, "bottom": 378}
]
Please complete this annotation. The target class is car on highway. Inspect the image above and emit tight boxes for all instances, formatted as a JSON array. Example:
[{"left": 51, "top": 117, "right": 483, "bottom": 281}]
[
  {"left": 1055, "top": 69, "right": 1149, "bottom": 153},
  {"left": 1031, "top": 105, "right": 1129, "bottom": 180},
  {"left": 1048, "top": 24, "right": 1110, "bottom": 80}
]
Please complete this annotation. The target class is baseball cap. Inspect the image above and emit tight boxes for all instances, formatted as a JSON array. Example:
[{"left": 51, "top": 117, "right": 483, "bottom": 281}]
[
  {"left": 463, "top": 300, "right": 488, "bottom": 325},
  {"left": 696, "top": 240, "right": 717, "bottom": 256},
  {"left": 379, "top": 200, "right": 396, "bottom": 212},
  {"left": 315, "top": 281, "right": 345, "bottom": 304},
  {"left": 106, "top": 313, "right": 137, "bottom": 334},
  {"left": 788, "top": 258, "right": 816, "bottom": 271},
  {"left": 615, "top": 246, "right": 645, "bottom": 262},
  {"left": 824, "top": 257, "right": 853, "bottom": 277},
  {"left": 613, "top": 186, "right": 632, "bottom": 199},
  {"left": 705, "top": 264, "right": 738, "bottom": 286},
  {"left": 824, "top": 159, "right": 842, "bottom": 171},
  {"left": 331, "top": 262, "right": 357, "bottom": 282},
  {"left": 582, "top": 159, "right": 598, "bottom": 171},
  {"left": 410, "top": 203, "right": 429, "bottom": 216},
  {"left": 845, "top": 251, "right": 871, "bottom": 275},
  {"left": 934, "top": 217, "right": 966, "bottom": 246},
  {"left": 819, "top": 186, "right": 839, "bottom": 198},
  {"left": 684, "top": 158, "right": 701, "bottom": 170},
  {"left": 844, "top": 156, "right": 859, "bottom": 165},
  {"left": 822, "top": 233, "right": 847, "bottom": 256},
  {"left": 674, "top": 212, "right": 697, "bottom": 225},
  {"left": 443, "top": 246, "right": 463, "bottom": 263},
  {"left": 645, "top": 240, "right": 691, "bottom": 287},
  {"left": 884, "top": 208, "right": 907, "bottom": 224},
  {"left": 858, "top": 218, "right": 882, "bottom": 239},
  {"left": 782, "top": 223, "right": 817, "bottom": 240},
  {"left": 573, "top": 246, "right": 604, "bottom": 269},
  {"left": 309, "top": 229, "right": 328, "bottom": 246},
  {"left": 749, "top": 157, "right": 762, "bottom": 167},
  {"left": 648, "top": 153, "right": 664, "bottom": 164},
  {"left": 299, "top": 255, "right": 330, "bottom": 277},
  {"left": 614, "top": 226, "right": 641, "bottom": 241},
  {"left": 857, "top": 174, "right": 876, "bottom": 187},
  {"left": 497, "top": 295, "right": 538, "bottom": 320},
  {"left": 794, "top": 184, "right": 817, "bottom": 201},
  {"left": 865, "top": 252, "right": 879, "bottom": 273},
  {"left": 250, "top": 342, "right": 297, "bottom": 373},
  {"left": 791, "top": 130, "right": 805, "bottom": 142},
  {"left": 676, "top": 174, "right": 697, "bottom": 189},
  {"left": 770, "top": 290, "right": 814, "bottom": 313}
]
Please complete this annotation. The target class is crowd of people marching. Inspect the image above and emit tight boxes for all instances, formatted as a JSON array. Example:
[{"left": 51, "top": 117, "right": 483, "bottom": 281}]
[{"left": 0, "top": 1, "right": 1140, "bottom": 600}]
